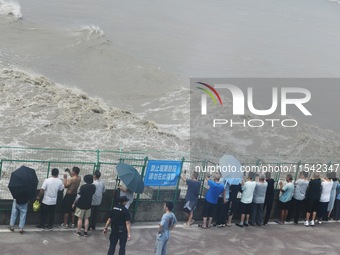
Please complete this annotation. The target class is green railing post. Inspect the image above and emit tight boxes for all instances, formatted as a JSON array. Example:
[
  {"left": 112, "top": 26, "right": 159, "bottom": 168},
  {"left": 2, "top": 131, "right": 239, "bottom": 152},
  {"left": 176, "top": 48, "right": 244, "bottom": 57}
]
[
  {"left": 95, "top": 149, "right": 100, "bottom": 172},
  {"left": 0, "top": 160, "right": 2, "bottom": 178},
  {"left": 92, "top": 163, "right": 97, "bottom": 174},
  {"left": 274, "top": 162, "right": 281, "bottom": 190},
  {"left": 173, "top": 157, "right": 185, "bottom": 205},
  {"left": 199, "top": 160, "right": 208, "bottom": 199},
  {"left": 47, "top": 162, "right": 51, "bottom": 178},
  {"left": 132, "top": 156, "right": 148, "bottom": 223},
  {"left": 294, "top": 161, "right": 301, "bottom": 180}
]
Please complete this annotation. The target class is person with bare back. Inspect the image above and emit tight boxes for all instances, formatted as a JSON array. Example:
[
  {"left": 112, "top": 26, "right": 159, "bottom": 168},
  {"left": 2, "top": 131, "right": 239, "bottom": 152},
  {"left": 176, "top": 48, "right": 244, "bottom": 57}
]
[{"left": 59, "top": 166, "right": 81, "bottom": 229}]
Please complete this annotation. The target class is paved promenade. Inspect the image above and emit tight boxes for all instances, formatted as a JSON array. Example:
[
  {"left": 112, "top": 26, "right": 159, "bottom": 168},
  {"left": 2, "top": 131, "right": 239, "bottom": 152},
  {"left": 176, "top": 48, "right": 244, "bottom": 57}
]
[{"left": 0, "top": 221, "right": 339, "bottom": 255}]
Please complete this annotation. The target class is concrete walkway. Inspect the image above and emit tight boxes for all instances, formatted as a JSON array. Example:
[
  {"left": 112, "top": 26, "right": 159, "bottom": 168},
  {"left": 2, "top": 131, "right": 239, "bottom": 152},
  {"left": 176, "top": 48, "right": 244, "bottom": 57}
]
[{"left": 0, "top": 221, "right": 339, "bottom": 255}]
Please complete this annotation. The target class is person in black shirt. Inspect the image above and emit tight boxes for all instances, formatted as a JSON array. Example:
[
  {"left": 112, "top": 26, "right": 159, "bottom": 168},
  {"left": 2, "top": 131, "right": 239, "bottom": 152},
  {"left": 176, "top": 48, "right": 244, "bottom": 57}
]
[
  {"left": 304, "top": 173, "right": 322, "bottom": 227},
  {"left": 103, "top": 196, "right": 131, "bottom": 255},
  {"left": 263, "top": 172, "right": 275, "bottom": 225},
  {"left": 72, "top": 174, "right": 96, "bottom": 237}
]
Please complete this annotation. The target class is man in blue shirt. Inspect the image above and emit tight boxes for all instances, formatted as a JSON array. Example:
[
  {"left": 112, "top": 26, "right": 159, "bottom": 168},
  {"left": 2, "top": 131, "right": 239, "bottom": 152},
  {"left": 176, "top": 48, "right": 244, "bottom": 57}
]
[
  {"left": 200, "top": 174, "right": 224, "bottom": 229},
  {"left": 182, "top": 171, "right": 200, "bottom": 227},
  {"left": 155, "top": 201, "right": 177, "bottom": 255}
]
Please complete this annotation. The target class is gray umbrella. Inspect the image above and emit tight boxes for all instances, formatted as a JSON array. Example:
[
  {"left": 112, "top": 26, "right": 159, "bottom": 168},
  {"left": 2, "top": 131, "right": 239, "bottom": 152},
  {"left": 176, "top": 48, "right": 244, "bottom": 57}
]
[
  {"left": 219, "top": 155, "right": 243, "bottom": 185},
  {"left": 116, "top": 163, "right": 144, "bottom": 194}
]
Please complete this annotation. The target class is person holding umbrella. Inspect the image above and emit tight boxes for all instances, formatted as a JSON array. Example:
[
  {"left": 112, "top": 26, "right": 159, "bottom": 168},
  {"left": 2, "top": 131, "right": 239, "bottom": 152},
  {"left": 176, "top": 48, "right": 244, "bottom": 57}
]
[
  {"left": 8, "top": 199, "right": 28, "bottom": 234},
  {"left": 8, "top": 166, "right": 39, "bottom": 234},
  {"left": 116, "top": 163, "right": 144, "bottom": 208}
]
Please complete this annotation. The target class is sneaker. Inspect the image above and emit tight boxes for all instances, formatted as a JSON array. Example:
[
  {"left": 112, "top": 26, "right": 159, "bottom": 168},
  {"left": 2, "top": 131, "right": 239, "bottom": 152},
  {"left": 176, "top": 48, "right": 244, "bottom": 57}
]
[
  {"left": 217, "top": 224, "right": 225, "bottom": 228},
  {"left": 235, "top": 223, "right": 244, "bottom": 228},
  {"left": 275, "top": 220, "right": 283, "bottom": 225},
  {"left": 71, "top": 224, "right": 75, "bottom": 229},
  {"left": 73, "top": 231, "right": 81, "bottom": 237},
  {"left": 310, "top": 220, "right": 315, "bottom": 226},
  {"left": 59, "top": 223, "right": 68, "bottom": 229},
  {"left": 304, "top": 221, "right": 309, "bottom": 227},
  {"left": 243, "top": 223, "right": 249, "bottom": 227},
  {"left": 84, "top": 232, "right": 88, "bottom": 237}
]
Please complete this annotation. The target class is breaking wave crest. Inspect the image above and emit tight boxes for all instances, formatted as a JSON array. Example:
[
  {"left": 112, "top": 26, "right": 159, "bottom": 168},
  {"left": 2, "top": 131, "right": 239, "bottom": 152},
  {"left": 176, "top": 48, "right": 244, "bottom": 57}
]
[
  {"left": 68, "top": 25, "right": 111, "bottom": 48},
  {"left": 1, "top": 69, "right": 339, "bottom": 163},
  {"left": 0, "top": 0, "right": 22, "bottom": 20},
  {"left": 0, "top": 69, "right": 187, "bottom": 152}
]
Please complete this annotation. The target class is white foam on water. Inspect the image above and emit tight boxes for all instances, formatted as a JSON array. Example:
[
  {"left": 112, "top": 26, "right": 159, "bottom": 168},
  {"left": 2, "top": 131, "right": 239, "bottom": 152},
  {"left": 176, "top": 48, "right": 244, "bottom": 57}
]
[
  {"left": 0, "top": 68, "right": 339, "bottom": 163},
  {"left": 79, "top": 25, "right": 106, "bottom": 40},
  {"left": 0, "top": 69, "right": 187, "bottom": 153},
  {"left": 0, "top": 0, "right": 22, "bottom": 20},
  {"left": 134, "top": 86, "right": 190, "bottom": 139}
]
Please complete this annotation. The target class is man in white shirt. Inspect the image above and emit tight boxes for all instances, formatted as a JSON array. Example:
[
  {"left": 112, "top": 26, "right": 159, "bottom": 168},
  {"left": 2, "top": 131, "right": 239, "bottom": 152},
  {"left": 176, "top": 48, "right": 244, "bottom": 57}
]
[
  {"left": 317, "top": 176, "right": 333, "bottom": 224},
  {"left": 120, "top": 184, "right": 134, "bottom": 209},
  {"left": 90, "top": 170, "right": 106, "bottom": 230},
  {"left": 236, "top": 172, "right": 256, "bottom": 228},
  {"left": 36, "top": 168, "right": 64, "bottom": 230}
]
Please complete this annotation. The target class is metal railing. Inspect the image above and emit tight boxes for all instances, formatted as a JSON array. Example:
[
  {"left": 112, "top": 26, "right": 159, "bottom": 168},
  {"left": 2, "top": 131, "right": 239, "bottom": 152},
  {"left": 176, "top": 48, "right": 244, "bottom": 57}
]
[{"left": 1, "top": 146, "right": 339, "bottom": 221}]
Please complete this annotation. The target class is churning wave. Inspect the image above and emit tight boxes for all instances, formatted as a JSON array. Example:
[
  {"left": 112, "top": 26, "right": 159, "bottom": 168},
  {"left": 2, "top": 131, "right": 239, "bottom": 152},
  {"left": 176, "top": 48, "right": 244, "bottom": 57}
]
[
  {"left": 1, "top": 68, "right": 339, "bottom": 163},
  {"left": 0, "top": 69, "right": 187, "bottom": 153},
  {"left": 0, "top": 0, "right": 22, "bottom": 20},
  {"left": 80, "top": 25, "right": 106, "bottom": 40},
  {"left": 67, "top": 25, "right": 111, "bottom": 48}
]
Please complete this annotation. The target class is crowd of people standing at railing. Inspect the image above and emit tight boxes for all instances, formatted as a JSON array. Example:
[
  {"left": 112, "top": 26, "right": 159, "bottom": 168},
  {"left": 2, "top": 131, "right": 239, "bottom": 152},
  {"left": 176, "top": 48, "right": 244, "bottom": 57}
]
[
  {"left": 7, "top": 165, "right": 340, "bottom": 255},
  {"left": 7, "top": 166, "right": 177, "bottom": 255},
  {"left": 182, "top": 170, "right": 340, "bottom": 229},
  {"left": 9, "top": 167, "right": 107, "bottom": 234}
]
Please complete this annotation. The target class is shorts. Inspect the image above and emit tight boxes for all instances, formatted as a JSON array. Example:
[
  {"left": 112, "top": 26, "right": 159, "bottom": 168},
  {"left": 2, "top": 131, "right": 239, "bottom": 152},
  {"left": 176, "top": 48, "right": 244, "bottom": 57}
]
[
  {"left": 238, "top": 202, "right": 252, "bottom": 215},
  {"left": 278, "top": 200, "right": 291, "bottom": 210},
  {"left": 183, "top": 200, "right": 197, "bottom": 213},
  {"left": 305, "top": 198, "right": 319, "bottom": 213},
  {"left": 203, "top": 200, "right": 216, "bottom": 218},
  {"left": 75, "top": 207, "right": 91, "bottom": 219},
  {"left": 62, "top": 194, "right": 77, "bottom": 214}
]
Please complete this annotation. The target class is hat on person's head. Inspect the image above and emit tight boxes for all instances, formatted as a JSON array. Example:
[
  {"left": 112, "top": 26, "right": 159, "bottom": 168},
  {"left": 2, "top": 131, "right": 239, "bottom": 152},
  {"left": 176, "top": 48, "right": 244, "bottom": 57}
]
[{"left": 119, "top": 195, "right": 129, "bottom": 203}]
